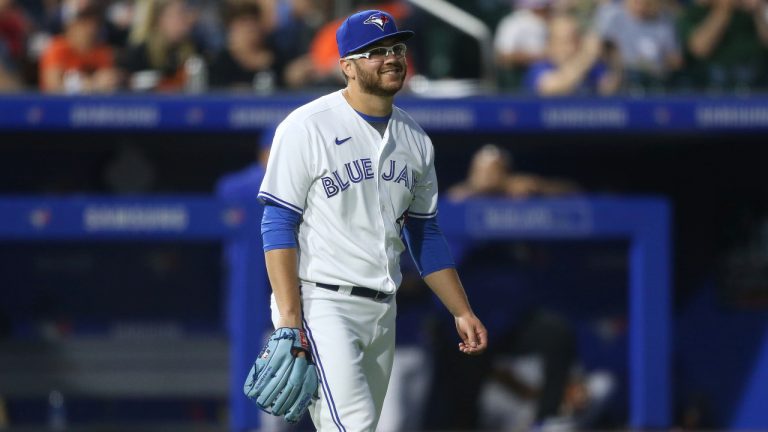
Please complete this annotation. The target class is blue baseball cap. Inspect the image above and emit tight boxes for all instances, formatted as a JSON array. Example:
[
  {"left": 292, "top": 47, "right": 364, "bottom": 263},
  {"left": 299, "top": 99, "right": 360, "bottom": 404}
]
[{"left": 336, "top": 10, "right": 414, "bottom": 58}]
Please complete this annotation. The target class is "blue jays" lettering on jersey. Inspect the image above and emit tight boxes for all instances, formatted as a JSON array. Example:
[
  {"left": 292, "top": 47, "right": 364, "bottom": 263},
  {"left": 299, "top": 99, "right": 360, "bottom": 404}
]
[{"left": 321, "top": 159, "right": 417, "bottom": 198}]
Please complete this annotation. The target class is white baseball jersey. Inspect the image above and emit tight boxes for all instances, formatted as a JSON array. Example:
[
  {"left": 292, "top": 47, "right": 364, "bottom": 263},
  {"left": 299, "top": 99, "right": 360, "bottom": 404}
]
[{"left": 258, "top": 89, "right": 439, "bottom": 294}]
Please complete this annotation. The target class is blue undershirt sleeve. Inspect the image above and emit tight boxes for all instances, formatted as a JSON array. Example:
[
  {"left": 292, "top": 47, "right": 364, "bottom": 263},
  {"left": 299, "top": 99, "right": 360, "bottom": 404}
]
[
  {"left": 261, "top": 203, "right": 300, "bottom": 252},
  {"left": 403, "top": 216, "right": 456, "bottom": 277}
]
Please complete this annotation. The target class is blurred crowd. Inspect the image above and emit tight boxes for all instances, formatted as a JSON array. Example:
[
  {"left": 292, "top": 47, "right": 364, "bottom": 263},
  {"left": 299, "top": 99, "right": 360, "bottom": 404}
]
[{"left": 1, "top": 0, "right": 768, "bottom": 94}]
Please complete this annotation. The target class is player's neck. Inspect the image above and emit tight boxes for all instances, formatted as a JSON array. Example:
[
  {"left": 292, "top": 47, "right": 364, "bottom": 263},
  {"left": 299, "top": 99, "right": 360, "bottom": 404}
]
[{"left": 342, "top": 88, "right": 393, "bottom": 117}]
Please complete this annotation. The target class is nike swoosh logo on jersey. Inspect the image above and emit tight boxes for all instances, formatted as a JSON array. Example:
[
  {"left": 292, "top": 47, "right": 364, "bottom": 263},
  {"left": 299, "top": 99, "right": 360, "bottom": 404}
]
[{"left": 335, "top": 136, "right": 352, "bottom": 145}]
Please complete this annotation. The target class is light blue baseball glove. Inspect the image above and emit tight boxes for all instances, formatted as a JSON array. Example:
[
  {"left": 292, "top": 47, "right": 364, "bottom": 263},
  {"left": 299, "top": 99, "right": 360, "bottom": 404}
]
[{"left": 243, "top": 327, "right": 318, "bottom": 423}]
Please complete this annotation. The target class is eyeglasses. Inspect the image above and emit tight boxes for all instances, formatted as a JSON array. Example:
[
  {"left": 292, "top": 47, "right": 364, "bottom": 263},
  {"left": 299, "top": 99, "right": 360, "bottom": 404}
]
[{"left": 344, "top": 43, "right": 407, "bottom": 61}]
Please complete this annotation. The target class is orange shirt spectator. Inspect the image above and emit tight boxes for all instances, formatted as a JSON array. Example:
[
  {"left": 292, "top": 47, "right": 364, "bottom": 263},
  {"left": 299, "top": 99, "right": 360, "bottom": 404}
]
[
  {"left": 39, "top": 5, "right": 118, "bottom": 93},
  {"left": 39, "top": 35, "right": 114, "bottom": 90},
  {"left": 309, "top": 16, "right": 345, "bottom": 77}
]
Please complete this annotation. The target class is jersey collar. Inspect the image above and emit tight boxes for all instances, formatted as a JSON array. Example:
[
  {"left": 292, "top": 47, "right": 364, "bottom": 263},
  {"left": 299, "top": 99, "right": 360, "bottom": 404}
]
[{"left": 354, "top": 109, "right": 391, "bottom": 123}]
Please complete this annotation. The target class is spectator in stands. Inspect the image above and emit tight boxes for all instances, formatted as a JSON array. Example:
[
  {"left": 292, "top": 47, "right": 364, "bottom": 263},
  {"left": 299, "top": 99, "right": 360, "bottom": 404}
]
[
  {"left": 269, "top": 0, "right": 323, "bottom": 89},
  {"left": 209, "top": 2, "right": 275, "bottom": 91},
  {"left": 448, "top": 144, "right": 581, "bottom": 201},
  {"left": 15, "top": 0, "right": 56, "bottom": 30},
  {"left": 45, "top": 0, "right": 87, "bottom": 34},
  {"left": 0, "top": 0, "right": 29, "bottom": 67},
  {"left": 523, "top": 14, "right": 621, "bottom": 96},
  {"left": 38, "top": 4, "right": 118, "bottom": 93},
  {"left": 494, "top": 0, "right": 553, "bottom": 89},
  {"left": 678, "top": 0, "right": 768, "bottom": 91},
  {"left": 119, "top": 0, "right": 199, "bottom": 92},
  {"left": 557, "top": 0, "right": 605, "bottom": 27},
  {"left": 594, "top": 0, "right": 682, "bottom": 92},
  {"left": 50, "top": 0, "right": 135, "bottom": 48},
  {"left": 0, "top": 0, "right": 24, "bottom": 90},
  {"left": 190, "top": 0, "right": 226, "bottom": 56},
  {"left": 0, "top": 59, "right": 20, "bottom": 90},
  {"left": 104, "top": 0, "right": 136, "bottom": 48}
]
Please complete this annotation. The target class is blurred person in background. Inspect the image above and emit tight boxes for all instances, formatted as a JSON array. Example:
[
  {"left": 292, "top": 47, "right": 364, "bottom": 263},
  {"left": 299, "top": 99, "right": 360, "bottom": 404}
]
[
  {"left": 556, "top": 0, "right": 605, "bottom": 27},
  {"left": 464, "top": 271, "right": 616, "bottom": 432},
  {"left": 494, "top": 0, "right": 554, "bottom": 90},
  {"left": 0, "top": 0, "right": 30, "bottom": 67},
  {"left": 269, "top": 0, "right": 324, "bottom": 89},
  {"left": 425, "top": 144, "right": 592, "bottom": 430},
  {"left": 0, "top": 4, "right": 21, "bottom": 90},
  {"left": 51, "top": 0, "right": 137, "bottom": 49},
  {"left": 38, "top": 3, "right": 119, "bottom": 93},
  {"left": 433, "top": 145, "right": 615, "bottom": 431},
  {"left": 448, "top": 144, "right": 581, "bottom": 201},
  {"left": 12, "top": 1, "right": 57, "bottom": 87},
  {"left": 290, "top": 0, "right": 342, "bottom": 88},
  {"left": 0, "top": 0, "right": 24, "bottom": 92},
  {"left": 190, "top": 0, "right": 227, "bottom": 57},
  {"left": 0, "top": 58, "right": 21, "bottom": 90},
  {"left": 17, "top": 0, "right": 57, "bottom": 29},
  {"left": 119, "top": 0, "right": 199, "bottom": 92},
  {"left": 678, "top": 0, "right": 768, "bottom": 91},
  {"left": 594, "top": 0, "right": 683, "bottom": 92},
  {"left": 46, "top": 0, "right": 91, "bottom": 33},
  {"left": 0, "top": 0, "right": 30, "bottom": 89},
  {"left": 216, "top": 126, "right": 317, "bottom": 432},
  {"left": 523, "top": 13, "right": 621, "bottom": 96},
  {"left": 478, "top": 311, "right": 581, "bottom": 431},
  {"left": 104, "top": 0, "right": 136, "bottom": 49},
  {"left": 209, "top": 1, "right": 275, "bottom": 91}
]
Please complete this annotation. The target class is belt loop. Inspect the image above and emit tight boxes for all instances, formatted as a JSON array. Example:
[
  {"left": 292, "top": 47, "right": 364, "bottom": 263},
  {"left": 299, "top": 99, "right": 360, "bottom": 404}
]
[{"left": 337, "top": 285, "right": 353, "bottom": 296}]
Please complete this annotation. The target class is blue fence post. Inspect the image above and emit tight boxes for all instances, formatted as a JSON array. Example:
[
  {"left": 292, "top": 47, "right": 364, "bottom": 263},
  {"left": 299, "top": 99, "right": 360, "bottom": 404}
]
[
  {"left": 628, "top": 200, "right": 672, "bottom": 428},
  {"left": 228, "top": 206, "right": 269, "bottom": 431}
]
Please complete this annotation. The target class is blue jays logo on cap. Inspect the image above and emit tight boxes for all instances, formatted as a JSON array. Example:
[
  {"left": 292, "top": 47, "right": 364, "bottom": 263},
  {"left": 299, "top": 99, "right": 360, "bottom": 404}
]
[
  {"left": 363, "top": 13, "right": 389, "bottom": 31},
  {"left": 337, "top": 10, "right": 415, "bottom": 58}
]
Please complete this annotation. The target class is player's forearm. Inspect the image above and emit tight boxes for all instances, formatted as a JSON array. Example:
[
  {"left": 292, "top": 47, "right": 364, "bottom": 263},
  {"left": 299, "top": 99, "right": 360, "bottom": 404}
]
[
  {"left": 423, "top": 267, "right": 475, "bottom": 318},
  {"left": 264, "top": 248, "right": 302, "bottom": 328}
]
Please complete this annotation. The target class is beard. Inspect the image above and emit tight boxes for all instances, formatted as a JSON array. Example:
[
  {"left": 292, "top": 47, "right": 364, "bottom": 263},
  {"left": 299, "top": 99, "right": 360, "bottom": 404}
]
[{"left": 353, "top": 60, "right": 406, "bottom": 97}]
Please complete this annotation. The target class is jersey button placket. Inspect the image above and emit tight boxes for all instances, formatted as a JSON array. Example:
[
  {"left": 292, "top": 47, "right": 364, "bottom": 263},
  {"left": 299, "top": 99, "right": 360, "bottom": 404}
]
[{"left": 376, "top": 133, "right": 396, "bottom": 292}]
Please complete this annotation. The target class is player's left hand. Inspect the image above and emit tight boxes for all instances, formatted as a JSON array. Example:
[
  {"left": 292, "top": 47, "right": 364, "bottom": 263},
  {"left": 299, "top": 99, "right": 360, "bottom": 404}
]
[{"left": 455, "top": 313, "right": 488, "bottom": 355}]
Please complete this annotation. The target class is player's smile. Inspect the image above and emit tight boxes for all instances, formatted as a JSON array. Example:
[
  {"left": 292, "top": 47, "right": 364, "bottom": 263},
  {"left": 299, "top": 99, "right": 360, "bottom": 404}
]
[{"left": 379, "top": 65, "right": 403, "bottom": 77}]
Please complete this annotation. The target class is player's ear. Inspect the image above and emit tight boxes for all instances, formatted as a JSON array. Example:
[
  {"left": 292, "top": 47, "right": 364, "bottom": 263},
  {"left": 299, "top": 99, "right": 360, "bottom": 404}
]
[{"left": 339, "top": 59, "right": 354, "bottom": 82}]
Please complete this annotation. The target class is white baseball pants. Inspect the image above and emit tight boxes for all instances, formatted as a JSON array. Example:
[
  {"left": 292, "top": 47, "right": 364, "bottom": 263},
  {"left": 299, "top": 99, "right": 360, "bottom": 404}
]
[{"left": 270, "top": 283, "right": 396, "bottom": 431}]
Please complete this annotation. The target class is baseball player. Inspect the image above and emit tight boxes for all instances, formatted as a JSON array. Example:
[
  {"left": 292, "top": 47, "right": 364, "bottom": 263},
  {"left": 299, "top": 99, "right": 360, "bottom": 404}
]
[{"left": 250, "top": 9, "right": 488, "bottom": 431}]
